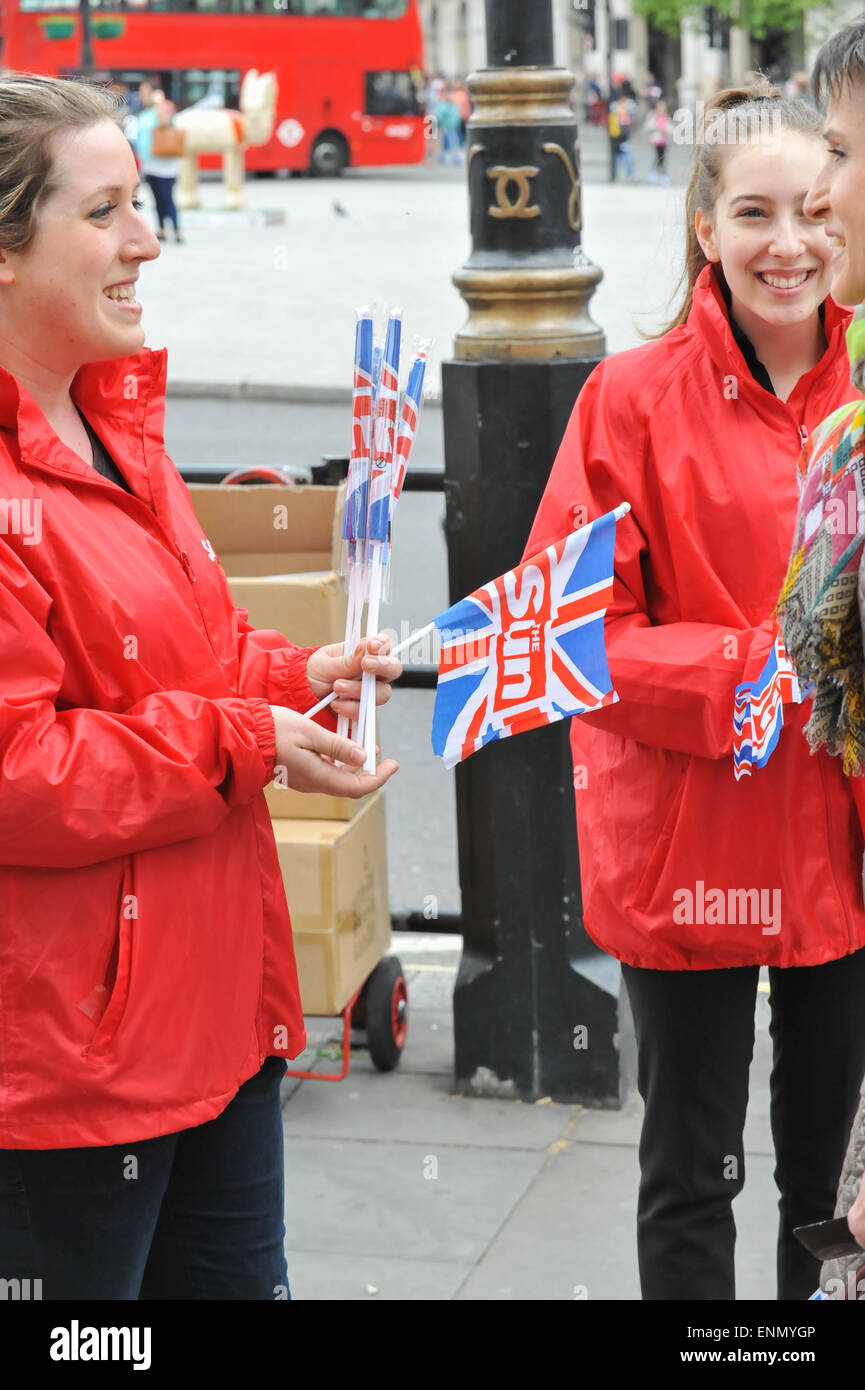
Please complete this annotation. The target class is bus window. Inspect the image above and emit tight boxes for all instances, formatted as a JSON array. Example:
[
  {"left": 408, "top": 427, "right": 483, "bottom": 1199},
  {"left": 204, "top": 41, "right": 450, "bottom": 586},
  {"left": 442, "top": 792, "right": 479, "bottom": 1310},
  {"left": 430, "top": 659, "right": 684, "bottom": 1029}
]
[
  {"left": 279, "top": 1, "right": 409, "bottom": 14},
  {"left": 365, "top": 69, "right": 421, "bottom": 116}
]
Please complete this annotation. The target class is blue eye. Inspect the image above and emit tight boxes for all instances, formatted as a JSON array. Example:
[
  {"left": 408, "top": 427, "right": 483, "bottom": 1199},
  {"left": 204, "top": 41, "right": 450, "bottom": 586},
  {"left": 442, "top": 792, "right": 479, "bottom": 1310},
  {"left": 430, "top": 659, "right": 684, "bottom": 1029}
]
[
  {"left": 90, "top": 203, "right": 115, "bottom": 218},
  {"left": 828, "top": 146, "right": 846, "bottom": 160},
  {"left": 738, "top": 208, "right": 765, "bottom": 217}
]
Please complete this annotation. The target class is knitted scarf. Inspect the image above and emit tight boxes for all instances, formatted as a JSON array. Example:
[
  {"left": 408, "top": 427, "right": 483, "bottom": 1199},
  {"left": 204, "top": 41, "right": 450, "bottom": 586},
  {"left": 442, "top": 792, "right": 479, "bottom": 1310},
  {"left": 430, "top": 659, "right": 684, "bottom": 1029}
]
[{"left": 776, "top": 306, "right": 865, "bottom": 774}]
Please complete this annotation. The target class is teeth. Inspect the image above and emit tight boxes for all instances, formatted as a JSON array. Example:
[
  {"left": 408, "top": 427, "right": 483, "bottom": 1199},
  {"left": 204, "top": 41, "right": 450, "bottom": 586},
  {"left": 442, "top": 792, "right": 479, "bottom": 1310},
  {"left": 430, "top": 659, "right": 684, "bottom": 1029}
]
[
  {"left": 104, "top": 284, "right": 136, "bottom": 302},
  {"left": 760, "top": 272, "right": 809, "bottom": 289},
  {"left": 828, "top": 235, "right": 846, "bottom": 249}
]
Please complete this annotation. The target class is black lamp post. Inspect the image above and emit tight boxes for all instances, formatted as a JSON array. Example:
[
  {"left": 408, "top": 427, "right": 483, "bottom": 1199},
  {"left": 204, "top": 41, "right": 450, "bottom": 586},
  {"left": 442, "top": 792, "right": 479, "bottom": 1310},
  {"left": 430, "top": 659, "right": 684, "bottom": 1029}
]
[{"left": 441, "top": 0, "right": 635, "bottom": 1104}]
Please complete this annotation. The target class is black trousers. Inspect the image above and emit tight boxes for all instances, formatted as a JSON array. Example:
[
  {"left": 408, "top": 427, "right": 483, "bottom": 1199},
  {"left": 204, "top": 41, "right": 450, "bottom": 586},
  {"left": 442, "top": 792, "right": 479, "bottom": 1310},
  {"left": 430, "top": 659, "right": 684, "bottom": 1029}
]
[{"left": 622, "top": 947, "right": 865, "bottom": 1300}]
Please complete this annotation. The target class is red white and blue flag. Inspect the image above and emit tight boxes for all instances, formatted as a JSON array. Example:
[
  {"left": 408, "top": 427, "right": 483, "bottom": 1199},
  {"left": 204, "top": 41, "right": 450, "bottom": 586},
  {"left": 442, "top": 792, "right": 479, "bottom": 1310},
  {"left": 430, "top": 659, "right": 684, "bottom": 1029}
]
[
  {"left": 368, "top": 313, "right": 401, "bottom": 547},
  {"left": 431, "top": 506, "right": 628, "bottom": 769},
  {"left": 732, "top": 630, "right": 804, "bottom": 780},
  {"left": 343, "top": 312, "right": 373, "bottom": 544},
  {"left": 391, "top": 348, "right": 427, "bottom": 509}
]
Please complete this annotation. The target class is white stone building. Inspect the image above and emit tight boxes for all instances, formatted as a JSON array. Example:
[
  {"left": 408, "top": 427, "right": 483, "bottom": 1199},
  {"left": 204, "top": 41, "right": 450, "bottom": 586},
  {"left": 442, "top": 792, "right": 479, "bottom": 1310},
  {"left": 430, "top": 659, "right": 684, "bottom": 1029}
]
[{"left": 417, "top": 0, "right": 856, "bottom": 111}]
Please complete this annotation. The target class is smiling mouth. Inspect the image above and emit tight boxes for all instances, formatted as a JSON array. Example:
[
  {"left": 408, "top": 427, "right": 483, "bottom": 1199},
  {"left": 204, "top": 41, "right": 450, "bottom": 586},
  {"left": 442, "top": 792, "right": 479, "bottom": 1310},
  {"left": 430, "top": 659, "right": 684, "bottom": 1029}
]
[
  {"left": 103, "top": 283, "right": 138, "bottom": 304},
  {"left": 755, "top": 269, "right": 817, "bottom": 290}
]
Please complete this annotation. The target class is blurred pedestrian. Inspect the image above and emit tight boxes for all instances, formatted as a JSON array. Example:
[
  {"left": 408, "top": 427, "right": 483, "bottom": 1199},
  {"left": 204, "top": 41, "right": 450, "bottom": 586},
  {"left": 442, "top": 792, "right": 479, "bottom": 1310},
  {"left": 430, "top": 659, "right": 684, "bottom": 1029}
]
[
  {"left": 136, "top": 92, "right": 183, "bottom": 244},
  {"left": 642, "top": 70, "right": 662, "bottom": 108},
  {"left": 646, "top": 97, "right": 669, "bottom": 184},
  {"left": 609, "top": 94, "right": 636, "bottom": 181},
  {"left": 434, "top": 87, "right": 463, "bottom": 166},
  {"left": 451, "top": 80, "right": 471, "bottom": 148}
]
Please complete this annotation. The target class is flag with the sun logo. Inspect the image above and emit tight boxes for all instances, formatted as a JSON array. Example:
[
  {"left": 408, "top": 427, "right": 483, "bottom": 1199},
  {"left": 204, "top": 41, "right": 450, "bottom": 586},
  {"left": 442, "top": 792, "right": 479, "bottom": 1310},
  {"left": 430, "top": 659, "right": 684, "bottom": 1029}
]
[{"left": 430, "top": 505, "right": 629, "bottom": 769}]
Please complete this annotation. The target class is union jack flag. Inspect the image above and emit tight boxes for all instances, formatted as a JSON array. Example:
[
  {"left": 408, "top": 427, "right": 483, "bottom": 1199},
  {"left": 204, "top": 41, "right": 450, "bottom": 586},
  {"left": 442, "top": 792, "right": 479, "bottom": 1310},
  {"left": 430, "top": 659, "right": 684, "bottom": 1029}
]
[
  {"left": 368, "top": 314, "right": 401, "bottom": 547},
  {"left": 343, "top": 313, "right": 373, "bottom": 544},
  {"left": 732, "top": 630, "right": 804, "bottom": 780},
  {"left": 392, "top": 349, "right": 427, "bottom": 509},
  {"left": 431, "top": 506, "right": 628, "bottom": 769}
]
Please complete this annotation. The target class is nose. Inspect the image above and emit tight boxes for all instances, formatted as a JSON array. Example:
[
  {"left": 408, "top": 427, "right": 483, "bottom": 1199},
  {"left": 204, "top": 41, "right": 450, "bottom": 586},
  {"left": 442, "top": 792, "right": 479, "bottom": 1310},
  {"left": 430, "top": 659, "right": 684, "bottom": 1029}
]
[
  {"left": 767, "top": 212, "right": 807, "bottom": 259},
  {"left": 804, "top": 160, "right": 832, "bottom": 222},
  {"left": 124, "top": 208, "right": 161, "bottom": 262}
]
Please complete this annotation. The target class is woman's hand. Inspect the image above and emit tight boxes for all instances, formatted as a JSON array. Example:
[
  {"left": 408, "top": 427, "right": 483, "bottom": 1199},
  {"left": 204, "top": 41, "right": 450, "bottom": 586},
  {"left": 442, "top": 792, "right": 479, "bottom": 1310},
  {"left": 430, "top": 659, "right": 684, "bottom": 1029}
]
[
  {"left": 306, "top": 635, "right": 402, "bottom": 724},
  {"left": 268, "top": 705, "right": 398, "bottom": 798},
  {"left": 848, "top": 1169, "right": 865, "bottom": 1249}
]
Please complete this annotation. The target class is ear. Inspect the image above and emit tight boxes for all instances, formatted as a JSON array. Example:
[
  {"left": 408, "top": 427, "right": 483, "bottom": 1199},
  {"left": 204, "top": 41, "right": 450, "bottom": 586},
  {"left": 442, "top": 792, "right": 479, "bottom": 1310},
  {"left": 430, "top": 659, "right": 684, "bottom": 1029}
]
[
  {"left": 0, "top": 249, "right": 15, "bottom": 287},
  {"left": 695, "top": 208, "right": 720, "bottom": 263}
]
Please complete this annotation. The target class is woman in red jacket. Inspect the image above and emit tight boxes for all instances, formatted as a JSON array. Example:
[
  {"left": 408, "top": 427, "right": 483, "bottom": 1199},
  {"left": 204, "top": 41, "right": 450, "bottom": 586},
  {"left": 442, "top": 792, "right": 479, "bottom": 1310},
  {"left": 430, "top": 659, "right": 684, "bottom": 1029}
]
[
  {"left": 525, "top": 84, "right": 865, "bottom": 1301},
  {"left": 0, "top": 73, "right": 400, "bottom": 1299}
]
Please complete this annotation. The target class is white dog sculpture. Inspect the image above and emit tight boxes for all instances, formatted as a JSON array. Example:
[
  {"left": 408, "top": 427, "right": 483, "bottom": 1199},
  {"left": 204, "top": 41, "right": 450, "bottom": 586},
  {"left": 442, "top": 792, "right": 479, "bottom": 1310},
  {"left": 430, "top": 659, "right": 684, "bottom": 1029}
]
[{"left": 174, "top": 69, "right": 278, "bottom": 211}]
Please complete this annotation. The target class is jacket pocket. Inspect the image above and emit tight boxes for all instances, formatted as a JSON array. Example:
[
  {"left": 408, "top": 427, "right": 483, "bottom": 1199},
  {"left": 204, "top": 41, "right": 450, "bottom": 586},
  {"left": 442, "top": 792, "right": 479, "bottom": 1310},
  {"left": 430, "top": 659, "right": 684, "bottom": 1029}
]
[{"left": 83, "top": 857, "right": 135, "bottom": 1064}]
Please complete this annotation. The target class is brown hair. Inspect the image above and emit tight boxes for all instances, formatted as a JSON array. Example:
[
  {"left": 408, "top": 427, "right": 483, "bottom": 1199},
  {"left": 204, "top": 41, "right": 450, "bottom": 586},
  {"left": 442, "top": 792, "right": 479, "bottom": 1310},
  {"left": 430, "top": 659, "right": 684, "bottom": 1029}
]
[
  {"left": 0, "top": 71, "right": 122, "bottom": 253},
  {"left": 657, "top": 79, "right": 824, "bottom": 335}
]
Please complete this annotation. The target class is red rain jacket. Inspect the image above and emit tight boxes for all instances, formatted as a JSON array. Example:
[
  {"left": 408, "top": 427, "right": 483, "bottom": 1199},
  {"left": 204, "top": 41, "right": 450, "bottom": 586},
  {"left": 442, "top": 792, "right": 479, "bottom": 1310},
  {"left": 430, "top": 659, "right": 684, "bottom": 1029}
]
[
  {"left": 524, "top": 264, "right": 865, "bottom": 971},
  {"left": 0, "top": 347, "right": 328, "bottom": 1149}
]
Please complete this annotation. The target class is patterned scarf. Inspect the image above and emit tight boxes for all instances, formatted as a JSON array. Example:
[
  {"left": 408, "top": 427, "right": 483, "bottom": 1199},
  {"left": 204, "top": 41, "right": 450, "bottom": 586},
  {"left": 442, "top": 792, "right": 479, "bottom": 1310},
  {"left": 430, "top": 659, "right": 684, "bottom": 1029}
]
[{"left": 776, "top": 306, "right": 865, "bottom": 774}]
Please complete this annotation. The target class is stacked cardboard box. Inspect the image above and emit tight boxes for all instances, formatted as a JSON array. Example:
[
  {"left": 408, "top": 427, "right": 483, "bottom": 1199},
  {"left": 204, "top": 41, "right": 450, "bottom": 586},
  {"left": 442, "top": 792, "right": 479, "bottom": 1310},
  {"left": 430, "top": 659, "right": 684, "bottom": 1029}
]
[{"left": 188, "top": 482, "right": 391, "bottom": 1014}]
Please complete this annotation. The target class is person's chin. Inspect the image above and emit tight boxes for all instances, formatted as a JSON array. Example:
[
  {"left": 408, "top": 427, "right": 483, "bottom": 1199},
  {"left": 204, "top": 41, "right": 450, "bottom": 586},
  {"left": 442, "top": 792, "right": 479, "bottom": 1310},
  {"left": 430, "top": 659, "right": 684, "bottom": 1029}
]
[{"left": 830, "top": 262, "right": 865, "bottom": 308}]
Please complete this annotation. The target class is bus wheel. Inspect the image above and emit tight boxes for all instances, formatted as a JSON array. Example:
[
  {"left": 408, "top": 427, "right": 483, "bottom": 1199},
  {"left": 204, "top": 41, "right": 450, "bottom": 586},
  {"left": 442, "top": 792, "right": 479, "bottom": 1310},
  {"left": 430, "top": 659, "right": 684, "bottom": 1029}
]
[{"left": 310, "top": 132, "right": 348, "bottom": 177}]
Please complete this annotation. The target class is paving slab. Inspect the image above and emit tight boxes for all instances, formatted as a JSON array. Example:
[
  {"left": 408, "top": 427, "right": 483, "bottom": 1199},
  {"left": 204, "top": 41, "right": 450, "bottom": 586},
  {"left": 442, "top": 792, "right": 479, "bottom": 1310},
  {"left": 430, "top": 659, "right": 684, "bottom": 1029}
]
[
  {"left": 138, "top": 166, "right": 685, "bottom": 397},
  {"left": 282, "top": 1066, "right": 577, "bottom": 1149},
  {"left": 282, "top": 1135, "right": 545, "bottom": 1264},
  {"left": 286, "top": 1249, "right": 473, "bottom": 1301},
  {"left": 455, "top": 1138, "right": 641, "bottom": 1301}
]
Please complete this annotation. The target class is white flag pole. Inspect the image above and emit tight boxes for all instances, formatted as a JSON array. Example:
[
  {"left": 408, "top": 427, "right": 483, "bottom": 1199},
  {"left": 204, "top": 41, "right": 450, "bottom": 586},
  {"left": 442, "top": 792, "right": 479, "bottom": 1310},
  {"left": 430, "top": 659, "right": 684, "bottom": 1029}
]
[{"left": 302, "top": 621, "right": 435, "bottom": 721}]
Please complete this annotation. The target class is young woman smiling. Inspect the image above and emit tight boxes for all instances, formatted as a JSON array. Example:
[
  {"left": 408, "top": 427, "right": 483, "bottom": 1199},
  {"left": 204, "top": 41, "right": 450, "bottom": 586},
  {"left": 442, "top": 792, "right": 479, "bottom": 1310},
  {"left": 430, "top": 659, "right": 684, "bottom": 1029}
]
[
  {"left": 525, "top": 83, "right": 865, "bottom": 1301},
  {"left": 0, "top": 73, "right": 400, "bottom": 1299}
]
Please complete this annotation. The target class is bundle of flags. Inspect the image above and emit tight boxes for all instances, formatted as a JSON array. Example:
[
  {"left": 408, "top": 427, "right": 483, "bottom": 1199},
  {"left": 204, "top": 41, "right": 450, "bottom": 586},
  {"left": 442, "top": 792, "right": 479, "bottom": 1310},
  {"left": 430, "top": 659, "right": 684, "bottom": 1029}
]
[
  {"left": 732, "top": 626, "right": 805, "bottom": 780},
  {"left": 339, "top": 306, "right": 429, "bottom": 770}
]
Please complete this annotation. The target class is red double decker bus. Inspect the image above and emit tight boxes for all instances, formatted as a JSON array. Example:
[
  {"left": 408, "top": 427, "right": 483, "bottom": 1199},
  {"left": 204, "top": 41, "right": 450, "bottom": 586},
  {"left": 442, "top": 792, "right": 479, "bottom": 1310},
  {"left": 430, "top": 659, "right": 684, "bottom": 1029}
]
[{"left": 0, "top": 0, "right": 426, "bottom": 174}]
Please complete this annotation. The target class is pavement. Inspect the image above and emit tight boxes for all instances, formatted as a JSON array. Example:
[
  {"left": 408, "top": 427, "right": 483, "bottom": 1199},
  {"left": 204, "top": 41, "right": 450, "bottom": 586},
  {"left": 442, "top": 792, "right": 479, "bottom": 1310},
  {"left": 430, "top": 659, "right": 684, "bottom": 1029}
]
[
  {"left": 139, "top": 122, "right": 689, "bottom": 400},
  {"left": 152, "top": 122, "right": 787, "bottom": 1301}
]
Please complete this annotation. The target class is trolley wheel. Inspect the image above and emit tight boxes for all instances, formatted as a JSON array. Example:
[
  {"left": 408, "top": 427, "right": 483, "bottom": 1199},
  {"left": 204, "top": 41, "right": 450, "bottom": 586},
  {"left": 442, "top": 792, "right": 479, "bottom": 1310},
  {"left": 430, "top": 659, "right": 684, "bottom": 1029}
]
[
  {"left": 365, "top": 956, "right": 408, "bottom": 1072},
  {"left": 310, "top": 131, "right": 349, "bottom": 177}
]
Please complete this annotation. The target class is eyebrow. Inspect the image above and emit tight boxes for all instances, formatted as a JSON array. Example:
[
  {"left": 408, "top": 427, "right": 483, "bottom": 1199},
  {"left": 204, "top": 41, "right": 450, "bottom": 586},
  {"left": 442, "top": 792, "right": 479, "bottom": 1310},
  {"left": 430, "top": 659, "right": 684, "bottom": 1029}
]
[
  {"left": 728, "top": 193, "right": 810, "bottom": 206},
  {"left": 81, "top": 183, "right": 140, "bottom": 203}
]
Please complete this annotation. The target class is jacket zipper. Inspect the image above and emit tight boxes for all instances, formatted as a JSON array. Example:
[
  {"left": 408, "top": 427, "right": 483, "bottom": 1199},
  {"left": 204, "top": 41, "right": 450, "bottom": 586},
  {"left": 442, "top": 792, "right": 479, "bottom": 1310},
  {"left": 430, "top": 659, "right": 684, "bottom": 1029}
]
[{"left": 798, "top": 424, "right": 808, "bottom": 448}]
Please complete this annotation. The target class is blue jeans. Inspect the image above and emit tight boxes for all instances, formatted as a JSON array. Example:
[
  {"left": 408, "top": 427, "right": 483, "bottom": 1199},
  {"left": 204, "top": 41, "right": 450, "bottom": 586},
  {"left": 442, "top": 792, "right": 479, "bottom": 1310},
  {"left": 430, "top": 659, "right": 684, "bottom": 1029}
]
[
  {"left": 613, "top": 139, "right": 634, "bottom": 180},
  {"left": 0, "top": 1057, "right": 290, "bottom": 1300},
  {"left": 438, "top": 128, "right": 462, "bottom": 164}
]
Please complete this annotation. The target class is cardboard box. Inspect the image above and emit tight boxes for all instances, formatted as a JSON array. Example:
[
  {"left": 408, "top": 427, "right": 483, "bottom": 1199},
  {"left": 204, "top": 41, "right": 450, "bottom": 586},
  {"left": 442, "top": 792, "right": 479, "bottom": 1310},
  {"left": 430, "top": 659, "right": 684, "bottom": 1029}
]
[
  {"left": 186, "top": 483, "right": 347, "bottom": 646},
  {"left": 188, "top": 483, "right": 354, "bottom": 817},
  {"left": 264, "top": 781, "right": 362, "bottom": 822},
  {"left": 272, "top": 792, "right": 391, "bottom": 1015}
]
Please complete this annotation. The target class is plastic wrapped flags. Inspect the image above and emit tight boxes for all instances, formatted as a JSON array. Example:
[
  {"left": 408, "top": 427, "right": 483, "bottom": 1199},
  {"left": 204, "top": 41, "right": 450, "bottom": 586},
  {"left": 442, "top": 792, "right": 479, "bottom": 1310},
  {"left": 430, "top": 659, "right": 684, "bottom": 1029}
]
[
  {"left": 337, "top": 306, "right": 430, "bottom": 771},
  {"left": 732, "top": 628, "right": 805, "bottom": 780}
]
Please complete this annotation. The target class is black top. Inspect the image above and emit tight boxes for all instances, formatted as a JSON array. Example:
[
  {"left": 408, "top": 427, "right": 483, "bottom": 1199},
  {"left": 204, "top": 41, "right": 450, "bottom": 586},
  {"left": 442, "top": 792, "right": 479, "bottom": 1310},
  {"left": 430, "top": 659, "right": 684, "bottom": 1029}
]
[
  {"left": 77, "top": 408, "right": 133, "bottom": 494},
  {"left": 715, "top": 266, "right": 826, "bottom": 398}
]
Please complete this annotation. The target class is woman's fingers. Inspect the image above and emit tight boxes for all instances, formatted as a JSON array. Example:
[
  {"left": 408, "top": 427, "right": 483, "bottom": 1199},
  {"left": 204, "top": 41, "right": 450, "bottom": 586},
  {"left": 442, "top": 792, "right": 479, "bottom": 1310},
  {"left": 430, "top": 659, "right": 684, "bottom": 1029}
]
[{"left": 296, "top": 752, "right": 400, "bottom": 798}]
